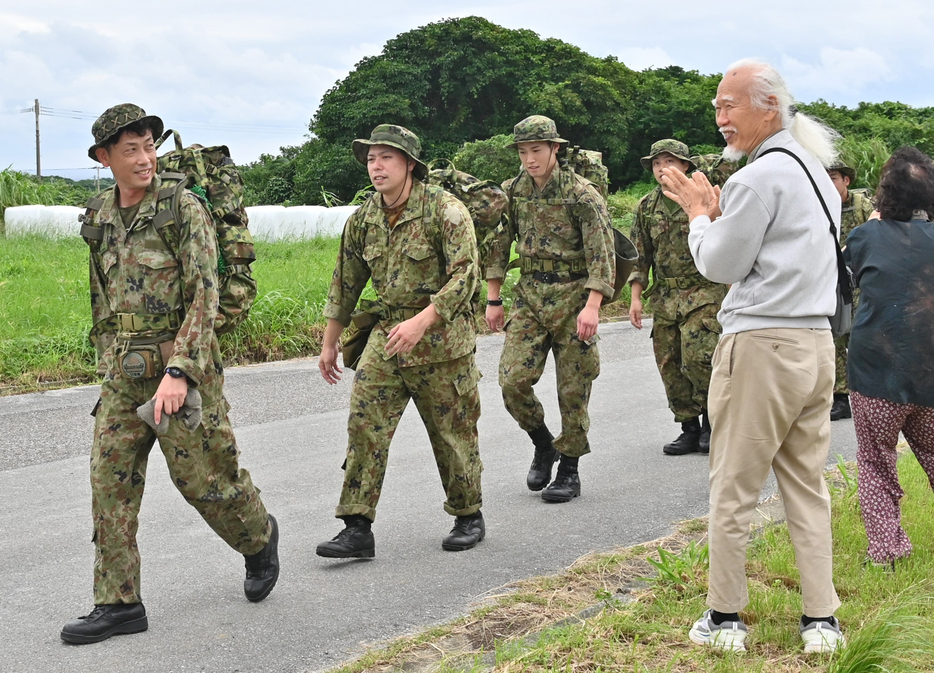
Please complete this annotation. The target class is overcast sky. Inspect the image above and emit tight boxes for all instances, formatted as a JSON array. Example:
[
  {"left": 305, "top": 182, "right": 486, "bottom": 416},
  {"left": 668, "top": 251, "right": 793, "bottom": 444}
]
[{"left": 2, "top": 0, "right": 931, "bottom": 181}]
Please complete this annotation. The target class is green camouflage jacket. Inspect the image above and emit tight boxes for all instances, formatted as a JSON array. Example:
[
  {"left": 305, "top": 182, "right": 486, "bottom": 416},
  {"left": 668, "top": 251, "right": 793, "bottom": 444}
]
[
  {"left": 89, "top": 174, "right": 221, "bottom": 384},
  {"left": 841, "top": 188, "right": 875, "bottom": 245},
  {"left": 488, "top": 167, "right": 615, "bottom": 299},
  {"left": 323, "top": 180, "right": 480, "bottom": 367},
  {"left": 628, "top": 186, "right": 721, "bottom": 295}
]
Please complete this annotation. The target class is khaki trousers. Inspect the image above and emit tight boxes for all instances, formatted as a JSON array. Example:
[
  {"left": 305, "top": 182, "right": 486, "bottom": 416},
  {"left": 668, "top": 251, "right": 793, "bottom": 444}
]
[{"left": 706, "top": 328, "right": 841, "bottom": 617}]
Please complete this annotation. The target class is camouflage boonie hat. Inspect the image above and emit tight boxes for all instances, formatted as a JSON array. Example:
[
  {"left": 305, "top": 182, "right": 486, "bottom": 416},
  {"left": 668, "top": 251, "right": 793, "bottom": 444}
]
[
  {"left": 88, "top": 104, "right": 164, "bottom": 162},
  {"left": 641, "top": 139, "right": 696, "bottom": 172},
  {"left": 827, "top": 161, "right": 856, "bottom": 182},
  {"left": 507, "top": 115, "right": 568, "bottom": 148},
  {"left": 352, "top": 124, "right": 428, "bottom": 181}
]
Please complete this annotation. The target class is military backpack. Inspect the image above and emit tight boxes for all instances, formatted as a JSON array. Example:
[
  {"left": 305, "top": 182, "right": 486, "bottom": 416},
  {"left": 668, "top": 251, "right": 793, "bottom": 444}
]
[
  {"left": 154, "top": 129, "right": 256, "bottom": 334},
  {"left": 427, "top": 159, "right": 507, "bottom": 269},
  {"left": 562, "top": 146, "right": 609, "bottom": 201}
]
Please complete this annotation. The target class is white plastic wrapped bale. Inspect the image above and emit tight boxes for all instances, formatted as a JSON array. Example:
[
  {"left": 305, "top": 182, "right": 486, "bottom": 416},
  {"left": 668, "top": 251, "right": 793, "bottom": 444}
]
[
  {"left": 279, "top": 205, "right": 327, "bottom": 239},
  {"left": 243, "top": 205, "right": 286, "bottom": 241},
  {"left": 318, "top": 206, "right": 359, "bottom": 237},
  {"left": 5, "top": 205, "right": 83, "bottom": 237}
]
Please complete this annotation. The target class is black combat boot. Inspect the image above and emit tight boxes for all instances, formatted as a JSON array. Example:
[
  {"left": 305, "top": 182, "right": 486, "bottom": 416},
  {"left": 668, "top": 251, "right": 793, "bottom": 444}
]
[
  {"left": 542, "top": 454, "right": 581, "bottom": 503},
  {"left": 830, "top": 393, "right": 851, "bottom": 421},
  {"left": 316, "top": 514, "right": 375, "bottom": 558},
  {"left": 442, "top": 511, "right": 486, "bottom": 551},
  {"left": 244, "top": 514, "right": 280, "bottom": 602},
  {"left": 526, "top": 424, "right": 558, "bottom": 491},
  {"left": 663, "top": 417, "right": 701, "bottom": 455},
  {"left": 60, "top": 603, "right": 148, "bottom": 644},
  {"left": 699, "top": 411, "right": 711, "bottom": 454}
]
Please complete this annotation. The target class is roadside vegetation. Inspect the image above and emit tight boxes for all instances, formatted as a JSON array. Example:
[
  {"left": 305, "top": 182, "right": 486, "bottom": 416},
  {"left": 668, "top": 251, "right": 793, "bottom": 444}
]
[
  {"left": 324, "top": 454, "right": 934, "bottom": 673},
  {"left": 0, "top": 168, "right": 101, "bottom": 235}
]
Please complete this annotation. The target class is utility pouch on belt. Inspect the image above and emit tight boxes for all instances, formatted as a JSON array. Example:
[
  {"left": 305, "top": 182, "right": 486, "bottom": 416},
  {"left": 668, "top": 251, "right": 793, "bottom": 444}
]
[
  {"left": 116, "top": 337, "right": 175, "bottom": 380},
  {"left": 341, "top": 309, "right": 378, "bottom": 371}
]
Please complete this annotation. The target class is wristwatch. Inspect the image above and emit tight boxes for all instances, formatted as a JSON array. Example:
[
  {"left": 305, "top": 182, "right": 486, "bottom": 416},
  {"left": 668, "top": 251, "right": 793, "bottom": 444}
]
[{"left": 165, "top": 367, "right": 186, "bottom": 379}]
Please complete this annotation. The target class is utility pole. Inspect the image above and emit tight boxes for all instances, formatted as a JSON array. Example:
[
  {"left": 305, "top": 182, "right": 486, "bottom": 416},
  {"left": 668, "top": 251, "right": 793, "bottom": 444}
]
[
  {"left": 33, "top": 99, "right": 40, "bottom": 182},
  {"left": 19, "top": 99, "right": 41, "bottom": 181}
]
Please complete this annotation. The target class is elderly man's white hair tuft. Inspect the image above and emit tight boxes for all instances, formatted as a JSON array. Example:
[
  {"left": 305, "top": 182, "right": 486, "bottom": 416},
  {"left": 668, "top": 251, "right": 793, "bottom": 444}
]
[{"left": 726, "top": 58, "right": 840, "bottom": 167}]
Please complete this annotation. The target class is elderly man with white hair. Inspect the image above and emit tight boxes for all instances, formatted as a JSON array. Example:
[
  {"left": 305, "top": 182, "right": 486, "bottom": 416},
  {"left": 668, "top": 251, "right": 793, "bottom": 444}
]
[{"left": 662, "top": 59, "right": 845, "bottom": 654}]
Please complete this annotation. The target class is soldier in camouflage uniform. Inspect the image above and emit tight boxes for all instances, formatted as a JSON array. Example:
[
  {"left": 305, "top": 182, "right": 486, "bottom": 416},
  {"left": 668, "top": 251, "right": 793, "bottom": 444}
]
[
  {"left": 61, "top": 105, "right": 278, "bottom": 645},
  {"left": 827, "top": 160, "right": 875, "bottom": 421},
  {"left": 316, "top": 125, "right": 485, "bottom": 557},
  {"left": 485, "top": 116, "right": 615, "bottom": 503},
  {"left": 629, "top": 140, "right": 728, "bottom": 455}
]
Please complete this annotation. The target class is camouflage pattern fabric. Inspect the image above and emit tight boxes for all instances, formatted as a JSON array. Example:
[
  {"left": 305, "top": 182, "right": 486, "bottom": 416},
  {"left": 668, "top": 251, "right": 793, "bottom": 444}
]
[
  {"left": 91, "top": 376, "right": 269, "bottom": 604},
  {"left": 352, "top": 124, "right": 429, "bottom": 180},
  {"left": 834, "top": 187, "right": 875, "bottom": 393},
  {"left": 491, "top": 165, "right": 615, "bottom": 457},
  {"left": 629, "top": 186, "right": 727, "bottom": 419},
  {"left": 489, "top": 169, "right": 615, "bottom": 297},
  {"left": 336, "top": 350, "right": 482, "bottom": 521},
  {"left": 640, "top": 139, "right": 697, "bottom": 172},
  {"left": 691, "top": 154, "right": 739, "bottom": 188},
  {"left": 500, "top": 278, "right": 598, "bottom": 457},
  {"left": 156, "top": 131, "right": 257, "bottom": 335},
  {"left": 323, "top": 180, "right": 480, "bottom": 367},
  {"left": 508, "top": 115, "right": 568, "bottom": 147},
  {"left": 86, "top": 176, "right": 270, "bottom": 604},
  {"left": 88, "top": 103, "right": 164, "bottom": 161},
  {"left": 324, "top": 180, "right": 483, "bottom": 520}
]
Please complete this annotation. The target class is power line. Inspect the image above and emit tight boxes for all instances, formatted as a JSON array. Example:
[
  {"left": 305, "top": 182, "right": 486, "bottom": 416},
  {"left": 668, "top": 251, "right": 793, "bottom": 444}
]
[{"left": 33, "top": 105, "right": 306, "bottom": 133}]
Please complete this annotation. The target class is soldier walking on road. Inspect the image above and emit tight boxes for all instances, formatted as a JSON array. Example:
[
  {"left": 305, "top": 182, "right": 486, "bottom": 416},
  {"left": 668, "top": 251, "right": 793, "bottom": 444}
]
[
  {"left": 61, "top": 105, "right": 279, "bottom": 645},
  {"left": 629, "top": 140, "right": 728, "bottom": 455},
  {"left": 316, "top": 125, "right": 485, "bottom": 557},
  {"left": 826, "top": 160, "right": 875, "bottom": 421},
  {"left": 485, "top": 116, "right": 616, "bottom": 502}
]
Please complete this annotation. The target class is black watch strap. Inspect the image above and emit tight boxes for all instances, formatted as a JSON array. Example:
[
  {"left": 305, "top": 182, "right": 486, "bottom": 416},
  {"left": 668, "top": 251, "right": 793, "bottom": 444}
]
[{"left": 165, "top": 366, "right": 186, "bottom": 379}]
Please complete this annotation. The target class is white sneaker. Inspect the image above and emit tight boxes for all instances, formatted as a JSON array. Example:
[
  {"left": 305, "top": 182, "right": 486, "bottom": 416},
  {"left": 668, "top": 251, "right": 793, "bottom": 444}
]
[
  {"left": 800, "top": 615, "right": 845, "bottom": 653},
  {"left": 689, "top": 609, "right": 748, "bottom": 652}
]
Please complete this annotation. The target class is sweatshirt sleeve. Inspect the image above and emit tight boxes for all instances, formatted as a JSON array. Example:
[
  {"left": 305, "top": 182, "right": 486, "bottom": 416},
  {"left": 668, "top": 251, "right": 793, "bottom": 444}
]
[{"left": 688, "top": 182, "right": 771, "bottom": 285}]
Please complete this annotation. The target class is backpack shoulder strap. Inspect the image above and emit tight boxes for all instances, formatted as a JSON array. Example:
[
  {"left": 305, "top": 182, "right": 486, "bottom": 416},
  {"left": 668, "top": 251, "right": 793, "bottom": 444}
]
[
  {"left": 151, "top": 173, "right": 191, "bottom": 259},
  {"left": 79, "top": 193, "right": 108, "bottom": 246},
  {"left": 759, "top": 147, "right": 851, "bottom": 303}
]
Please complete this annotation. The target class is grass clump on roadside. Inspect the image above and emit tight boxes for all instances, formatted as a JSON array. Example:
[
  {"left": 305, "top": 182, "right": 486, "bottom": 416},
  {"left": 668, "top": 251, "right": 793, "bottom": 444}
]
[
  {"left": 325, "top": 454, "right": 934, "bottom": 673},
  {"left": 0, "top": 169, "right": 95, "bottom": 235}
]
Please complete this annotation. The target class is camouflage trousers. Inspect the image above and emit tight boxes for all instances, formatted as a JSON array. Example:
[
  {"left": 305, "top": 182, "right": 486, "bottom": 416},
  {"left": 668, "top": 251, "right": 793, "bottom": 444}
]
[
  {"left": 834, "top": 334, "right": 849, "bottom": 394},
  {"left": 499, "top": 277, "right": 598, "bottom": 458},
  {"left": 90, "top": 373, "right": 270, "bottom": 605},
  {"left": 335, "top": 348, "right": 483, "bottom": 522},
  {"left": 650, "top": 288, "right": 723, "bottom": 422}
]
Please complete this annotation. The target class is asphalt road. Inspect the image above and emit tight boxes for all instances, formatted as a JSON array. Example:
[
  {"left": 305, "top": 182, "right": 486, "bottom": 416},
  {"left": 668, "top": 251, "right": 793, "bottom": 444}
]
[{"left": 0, "top": 320, "right": 858, "bottom": 673}]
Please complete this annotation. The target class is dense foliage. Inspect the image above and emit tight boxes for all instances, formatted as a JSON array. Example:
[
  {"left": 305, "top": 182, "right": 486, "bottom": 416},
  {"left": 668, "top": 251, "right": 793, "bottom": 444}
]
[{"left": 239, "top": 16, "right": 934, "bottom": 205}]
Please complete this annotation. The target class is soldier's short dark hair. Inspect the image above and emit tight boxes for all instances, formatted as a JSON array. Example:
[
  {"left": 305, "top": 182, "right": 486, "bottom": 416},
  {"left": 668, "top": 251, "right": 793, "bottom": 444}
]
[
  {"left": 100, "top": 119, "right": 158, "bottom": 153},
  {"left": 876, "top": 147, "right": 934, "bottom": 221}
]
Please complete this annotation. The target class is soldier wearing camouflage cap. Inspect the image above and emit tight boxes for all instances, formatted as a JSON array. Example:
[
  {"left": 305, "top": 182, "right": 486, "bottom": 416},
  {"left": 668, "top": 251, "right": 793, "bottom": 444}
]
[
  {"left": 316, "top": 124, "right": 486, "bottom": 557},
  {"left": 486, "top": 115, "right": 616, "bottom": 503},
  {"left": 826, "top": 160, "right": 875, "bottom": 421},
  {"left": 629, "top": 140, "right": 728, "bottom": 456},
  {"left": 61, "top": 104, "right": 279, "bottom": 645}
]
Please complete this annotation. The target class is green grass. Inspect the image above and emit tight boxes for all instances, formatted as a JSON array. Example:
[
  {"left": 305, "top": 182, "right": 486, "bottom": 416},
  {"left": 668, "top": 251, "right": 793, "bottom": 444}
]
[
  {"left": 1, "top": 184, "right": 640, "bottom": 393},
  {"left": 0, "top": 168, "right": 95, "bottom": 235},
  {"left": 0, "top": 234, "right": 342, "bottom": 393}
]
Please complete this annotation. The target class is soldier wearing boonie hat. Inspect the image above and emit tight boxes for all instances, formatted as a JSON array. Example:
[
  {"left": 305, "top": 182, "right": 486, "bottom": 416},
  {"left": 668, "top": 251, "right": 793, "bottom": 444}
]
[
  {"left": 316, "top": 123, "right": 486, "bottom": 557},
  {"left": 485, "top": 115, "right": 616, "bottom": 504},
  {"left": 62, "top": 103, "right": 279, "bottom": 645},
  {"left": 629, "top": 139, "right": 727, "bottom": 457},
  {"left": 825, "top": 160, "right": 875, "bottom": 421}
]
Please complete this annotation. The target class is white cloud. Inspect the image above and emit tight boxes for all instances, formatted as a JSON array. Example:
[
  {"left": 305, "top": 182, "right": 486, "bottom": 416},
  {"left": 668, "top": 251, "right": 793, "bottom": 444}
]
[{"left": 781, "top": 47, "right": 892, "bottom": 99}]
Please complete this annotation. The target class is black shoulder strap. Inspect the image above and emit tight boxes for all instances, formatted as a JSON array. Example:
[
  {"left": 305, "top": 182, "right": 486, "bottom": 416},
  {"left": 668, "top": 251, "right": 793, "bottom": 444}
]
[{"left": 759, "top": 147, "right": 852, "bottom": 303}]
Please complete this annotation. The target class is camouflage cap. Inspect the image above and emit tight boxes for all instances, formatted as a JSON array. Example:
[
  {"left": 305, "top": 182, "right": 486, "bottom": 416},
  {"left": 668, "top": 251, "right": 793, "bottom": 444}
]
[
  {"left": 88, "top": 104, "right": 164, "bottom": 162},
  {"left": 507, "top": 115, "right": 568, "bottom": 148},
  {"left": 640, "top": 139, "right": 696, "bottom": 172},
  {"left": 827, "top": 161, "right": 856, "bottom": 182},
  {"left": 352, "top": 124, "right": 428, "bottom": 181}
]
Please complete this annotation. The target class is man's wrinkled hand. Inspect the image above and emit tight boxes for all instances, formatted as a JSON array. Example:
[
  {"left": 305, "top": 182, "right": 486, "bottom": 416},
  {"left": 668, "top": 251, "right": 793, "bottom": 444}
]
[
  {"left": 485, "top": 304, "right": 505, "bottom": 332},
  {"left": 319, "top": 343, "right": 343, "bottom": 385},
  {"left": 153, "top": 374, "right": 188, "bottom": 425},
  {"left": 386, "top": 315, "right": 428, "bottom": 356}
]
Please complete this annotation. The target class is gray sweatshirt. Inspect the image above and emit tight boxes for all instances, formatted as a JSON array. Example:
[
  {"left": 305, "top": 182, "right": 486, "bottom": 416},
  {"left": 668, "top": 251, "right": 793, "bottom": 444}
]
[{"left": 688, "top": 130, "right": 840, "bottom": 335}]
